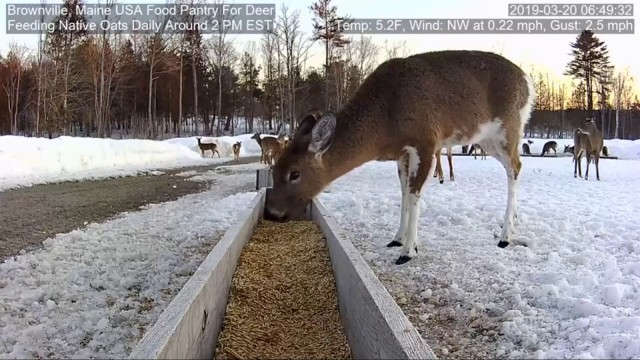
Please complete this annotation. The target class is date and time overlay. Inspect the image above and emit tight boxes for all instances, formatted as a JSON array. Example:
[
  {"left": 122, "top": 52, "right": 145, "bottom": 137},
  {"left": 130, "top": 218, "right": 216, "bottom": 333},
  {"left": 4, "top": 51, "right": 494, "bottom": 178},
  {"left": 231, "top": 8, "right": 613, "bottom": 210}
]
[{"left": 4, "top": 2, "right": 636, "bottom": 35}]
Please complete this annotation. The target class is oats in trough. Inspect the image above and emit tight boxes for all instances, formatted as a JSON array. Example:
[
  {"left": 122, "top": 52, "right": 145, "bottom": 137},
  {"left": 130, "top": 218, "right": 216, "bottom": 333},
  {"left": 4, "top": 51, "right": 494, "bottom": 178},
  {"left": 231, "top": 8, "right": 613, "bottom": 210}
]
[{"left": 214, "top": 220, "right": 352, "bottom": 360}]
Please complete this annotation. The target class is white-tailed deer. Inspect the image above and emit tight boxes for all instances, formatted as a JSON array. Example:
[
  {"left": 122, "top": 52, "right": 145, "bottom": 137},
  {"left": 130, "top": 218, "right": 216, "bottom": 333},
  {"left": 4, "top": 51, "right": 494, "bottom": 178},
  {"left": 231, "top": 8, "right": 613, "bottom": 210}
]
[
  {"left": 264, "top": 50, "right": 535, "bottom": 265},
  {"left": 433, "top": 146, "right": 454, "bottom": 183},
  {"left": 196, "top": 137, "right": 220, "bottom": 158},
  {"left": 468, "top": 143, "right": 487, "bottom": 159},
  {"left": 251, "top": 133, "right": 284, "bottom": 165},
  {"left": 522, "top": 143, "right": 531, "bottom": 155},
  {"left": 232, "top": 141, "right": 241, "bottom": 162},
  {"left": 573, "top": 118, "right": 603, "bottom": 180},
  {"left": 540, "top": 141, "right": 557, "bottom": 156}
]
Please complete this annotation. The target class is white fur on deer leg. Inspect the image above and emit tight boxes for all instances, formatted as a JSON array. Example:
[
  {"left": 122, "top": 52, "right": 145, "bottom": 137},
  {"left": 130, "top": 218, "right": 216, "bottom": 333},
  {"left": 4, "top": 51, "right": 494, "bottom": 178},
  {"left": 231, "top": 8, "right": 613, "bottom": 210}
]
[
  {"left": 397, "top": 191, "right": 421, "bottom": 264},
  {"left": 388, "top": 158, "right": 410, "bottom": 248},
  {"left": 497, "top": 165, "right": 518, "bottom": 248},
  {"left": 395, "top": 147, "right": 422, "bottom": 265}
]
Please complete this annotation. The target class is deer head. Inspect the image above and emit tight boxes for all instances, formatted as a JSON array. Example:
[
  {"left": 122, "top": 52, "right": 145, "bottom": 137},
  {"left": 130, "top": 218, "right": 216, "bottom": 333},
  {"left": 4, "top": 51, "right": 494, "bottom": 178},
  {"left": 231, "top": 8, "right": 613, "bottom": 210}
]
[{"left": 266, "top": 113, "right": 333, "bottom": 220}]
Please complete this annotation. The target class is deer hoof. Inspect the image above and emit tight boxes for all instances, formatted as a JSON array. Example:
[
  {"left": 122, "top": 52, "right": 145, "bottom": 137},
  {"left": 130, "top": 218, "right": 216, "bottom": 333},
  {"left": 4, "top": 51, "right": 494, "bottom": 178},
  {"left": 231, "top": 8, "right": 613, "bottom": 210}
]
[
  {"left": 395, "top": 255, "right": 413, "bottom": 265},
  {"left": 439, "top": 179, "right": 444, "bottom": 184},
  {"left": 387, "top": 240, "right": 403, "bottom": 247},
  {"left": 497, "top": 241, "right": 510, "bottom": 248}
]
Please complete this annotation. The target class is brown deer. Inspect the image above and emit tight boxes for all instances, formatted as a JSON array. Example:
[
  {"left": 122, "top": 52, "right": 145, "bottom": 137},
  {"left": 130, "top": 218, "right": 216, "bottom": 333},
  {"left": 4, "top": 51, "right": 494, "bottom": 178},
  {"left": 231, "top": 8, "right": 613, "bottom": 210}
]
[
  {"left": 521, "top": 143, "right": 531, "bottom": 155},
  {"left": 264, "top": 50, "right": 535, "bottom": 265},
  {"left": 196, "top": 137, "right": 220, "bottom": 158},
  {"left": 251, "top": 133, "right": 284, "bottom": 165},
  {"left": 468, "top": 143, "right": 487, "bottom": 159},
  {"left": 574, "top": 118, "right": 604, "bottom": 180},
  {"left": 433, "top": 146, "right": 454, "bottom": 183},
  {"left": 232, "top": 141, "right": 241, "bottom": 162},
  {"left": 540, "top": 141, "right": 557, "bottom": 156}
]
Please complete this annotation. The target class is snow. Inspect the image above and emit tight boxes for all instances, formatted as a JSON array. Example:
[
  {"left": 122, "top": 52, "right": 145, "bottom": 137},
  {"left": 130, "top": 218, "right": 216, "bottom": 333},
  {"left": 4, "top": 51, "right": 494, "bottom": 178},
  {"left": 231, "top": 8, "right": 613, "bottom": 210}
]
[
  {"left": 0, "top": 133, "right": 276, "bottom": 192},
  {"left": 318, "top": 154, "right": 640, "bottom": 359},
  {"left": 0, "top": 167, "right": 258, "bottom": 358}
]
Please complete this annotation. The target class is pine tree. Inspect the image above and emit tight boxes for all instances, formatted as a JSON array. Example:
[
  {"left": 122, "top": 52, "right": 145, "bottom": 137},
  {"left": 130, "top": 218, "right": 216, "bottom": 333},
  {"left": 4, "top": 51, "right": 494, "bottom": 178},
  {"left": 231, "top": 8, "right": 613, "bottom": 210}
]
[{"left": 564, "top": 30, "right": 611, "bottom": 117}]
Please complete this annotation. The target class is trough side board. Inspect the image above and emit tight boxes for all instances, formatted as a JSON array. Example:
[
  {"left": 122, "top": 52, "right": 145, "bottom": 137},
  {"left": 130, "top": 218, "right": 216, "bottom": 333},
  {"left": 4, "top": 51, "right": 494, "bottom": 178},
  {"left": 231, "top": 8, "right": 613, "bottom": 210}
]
[
  {"left": 128, "top": 188, "right": 267, "bottom": 360},
  {"left": 311, "top": 199, "right": 438, "bottom": 360}
]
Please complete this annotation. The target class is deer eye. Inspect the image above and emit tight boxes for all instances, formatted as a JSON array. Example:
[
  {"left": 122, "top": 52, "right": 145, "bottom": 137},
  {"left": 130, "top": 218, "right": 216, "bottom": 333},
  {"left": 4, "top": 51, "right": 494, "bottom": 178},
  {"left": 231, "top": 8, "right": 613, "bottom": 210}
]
[{"left": 288, "top": 171, "right": 300, "bottom": 182}]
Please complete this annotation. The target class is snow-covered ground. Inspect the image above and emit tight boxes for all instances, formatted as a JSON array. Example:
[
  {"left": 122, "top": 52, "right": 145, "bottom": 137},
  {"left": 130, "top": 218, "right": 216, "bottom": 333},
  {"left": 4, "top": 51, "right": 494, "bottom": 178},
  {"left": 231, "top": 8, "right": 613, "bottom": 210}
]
[
  {"left": 0, "top": 133, "right": 271, "bottom": 192},
  {"left": 0, "top": 166, "right": 258, "bottom": 358},
  {"left": 319, "top": 153, "right": 640, "bottom": 359}
]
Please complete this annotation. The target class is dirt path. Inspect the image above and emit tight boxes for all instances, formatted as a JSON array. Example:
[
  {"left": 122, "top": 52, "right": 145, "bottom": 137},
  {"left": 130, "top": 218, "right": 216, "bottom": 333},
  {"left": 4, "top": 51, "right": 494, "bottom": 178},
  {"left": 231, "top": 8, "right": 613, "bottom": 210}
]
[{"left": 0, "top": 156, "right": 260, "bottom": 260}]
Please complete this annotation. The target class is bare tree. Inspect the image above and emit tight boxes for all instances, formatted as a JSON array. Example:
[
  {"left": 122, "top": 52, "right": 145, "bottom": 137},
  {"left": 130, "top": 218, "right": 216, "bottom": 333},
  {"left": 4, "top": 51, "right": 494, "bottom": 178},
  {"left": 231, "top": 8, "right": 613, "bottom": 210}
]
[
  {"left": 273, "top": 4, "right": 314, "bottom": 132},
  {"left": 260, "top": 31, "right": 278, "bottom": 130},
  {"left": 208, "top": 0, "right": 236, "bottom": 134},
  {"left": 383, "top": 39, "right": 408, "bottom": 60},
  {"left": 612, "top": 68, "right": 633, "bottom": 139},
  {"left": 2, "top": 44, "right": 29, "bottom": 134}
]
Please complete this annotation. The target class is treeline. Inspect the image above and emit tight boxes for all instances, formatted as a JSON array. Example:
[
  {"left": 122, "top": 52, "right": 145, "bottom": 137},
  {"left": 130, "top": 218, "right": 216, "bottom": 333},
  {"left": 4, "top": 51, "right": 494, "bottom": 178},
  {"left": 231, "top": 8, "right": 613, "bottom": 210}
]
[{"left": 1, "top": 0, "right": 639, "bottom": 140}]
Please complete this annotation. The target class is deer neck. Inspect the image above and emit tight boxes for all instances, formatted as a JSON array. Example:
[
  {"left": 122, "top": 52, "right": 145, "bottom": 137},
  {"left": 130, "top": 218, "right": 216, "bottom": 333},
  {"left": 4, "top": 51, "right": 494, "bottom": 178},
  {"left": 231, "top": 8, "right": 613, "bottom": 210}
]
[{"left": 321, "top": 106, "right": 379, "bottom": 183}]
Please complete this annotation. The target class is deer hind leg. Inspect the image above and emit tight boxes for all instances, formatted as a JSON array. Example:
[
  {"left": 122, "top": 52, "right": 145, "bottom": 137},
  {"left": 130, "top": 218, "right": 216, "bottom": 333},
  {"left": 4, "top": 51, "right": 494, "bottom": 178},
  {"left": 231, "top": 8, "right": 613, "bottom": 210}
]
[
  {"left": 585, "top": 151, "right": 592, "bottom": 180},
  {"left": 433, "top": 148, "right": 444, "bottom": 184},
  {"left": 396, "top": 145, "right": 435, "bottom": 265},
  {"left": 447, "top": 147, "right": 454, "bottom": 181},
  {"left": 388, "top": 151, "right": 410, "bottom": 248},
  {"left": 481, "top": 137, "right": 521, "bottom": 248},
  {"left": 595, "top": 154, "right": 600, "bottom": 181}
]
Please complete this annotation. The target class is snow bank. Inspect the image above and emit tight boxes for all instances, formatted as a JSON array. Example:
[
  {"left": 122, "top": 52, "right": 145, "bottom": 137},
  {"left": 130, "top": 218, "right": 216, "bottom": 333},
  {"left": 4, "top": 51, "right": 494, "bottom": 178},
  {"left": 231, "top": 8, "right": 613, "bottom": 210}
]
[
  {"left": 164, "top": 133, "right": 282, "bottom": 158},
  {"left": 445, "top": 138, "right": 640, "bottom": 160},
  {"left": 0, "top": 136, "right": 228, "bottom": 191},
  {"left": 0, "top": 170, "right": 258, "bottom": 358},
  {"left": 319, "top": 156, "right": 640, "bottom": 359}
]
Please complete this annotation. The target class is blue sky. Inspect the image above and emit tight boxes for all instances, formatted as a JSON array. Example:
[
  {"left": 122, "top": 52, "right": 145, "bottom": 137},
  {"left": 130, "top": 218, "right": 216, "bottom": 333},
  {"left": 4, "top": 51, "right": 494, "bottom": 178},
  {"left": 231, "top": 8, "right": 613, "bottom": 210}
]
[{"left": 1, "top": 0, "right": 638, "bottom": 93}]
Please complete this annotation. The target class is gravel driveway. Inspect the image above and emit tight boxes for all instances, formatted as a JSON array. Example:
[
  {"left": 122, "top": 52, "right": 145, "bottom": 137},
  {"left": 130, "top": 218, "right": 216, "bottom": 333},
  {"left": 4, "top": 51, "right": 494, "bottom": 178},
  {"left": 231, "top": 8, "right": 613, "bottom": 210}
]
[{"left": 0, "top": 156, "right": 260, "bottom": 260}]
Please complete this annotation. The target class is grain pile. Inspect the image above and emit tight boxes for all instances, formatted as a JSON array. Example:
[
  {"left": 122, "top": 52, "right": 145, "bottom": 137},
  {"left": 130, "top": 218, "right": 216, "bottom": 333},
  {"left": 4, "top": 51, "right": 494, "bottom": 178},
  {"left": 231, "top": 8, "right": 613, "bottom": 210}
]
[{"left": 214, "top": 219, "right": 352, "bottom": 360}]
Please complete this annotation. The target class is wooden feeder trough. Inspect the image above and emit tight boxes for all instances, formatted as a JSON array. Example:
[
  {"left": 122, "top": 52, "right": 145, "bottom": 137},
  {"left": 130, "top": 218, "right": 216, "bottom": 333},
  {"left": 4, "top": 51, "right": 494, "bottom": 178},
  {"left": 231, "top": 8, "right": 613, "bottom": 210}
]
[{"left": 128, "top": 169, "right": 436, "bottom": 359}]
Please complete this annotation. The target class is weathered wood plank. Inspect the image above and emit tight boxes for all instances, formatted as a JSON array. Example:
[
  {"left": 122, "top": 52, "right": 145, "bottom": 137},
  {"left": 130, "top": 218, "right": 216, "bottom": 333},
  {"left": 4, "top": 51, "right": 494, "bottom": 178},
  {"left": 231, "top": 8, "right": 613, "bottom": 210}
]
[
  {"left": 311, "top": 199, "right": 438, "bottom": 360},
  {"left": 256, "top": 168, "right": 273, "bottom": 190},
  {"left": 128, "top": 189, "right": 267, "bottom": 360}
]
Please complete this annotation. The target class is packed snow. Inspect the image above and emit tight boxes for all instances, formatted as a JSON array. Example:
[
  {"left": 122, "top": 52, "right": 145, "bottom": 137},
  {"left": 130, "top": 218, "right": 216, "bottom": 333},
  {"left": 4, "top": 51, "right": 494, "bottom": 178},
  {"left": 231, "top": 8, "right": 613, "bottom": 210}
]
[
  {"left": 0, "top": 166, "right": 258, "bottom": 358},
  {"left": 0, "top": 133, "right": 273, "bottom": 192},
  {"left": 319, "top": 154, "right": 640, "bottom": 359}
]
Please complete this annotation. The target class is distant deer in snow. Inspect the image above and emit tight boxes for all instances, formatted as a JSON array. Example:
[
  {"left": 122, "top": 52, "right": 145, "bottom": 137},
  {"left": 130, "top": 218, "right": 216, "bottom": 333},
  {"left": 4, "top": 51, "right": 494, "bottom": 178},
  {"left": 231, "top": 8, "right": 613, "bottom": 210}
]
[{"left": 196, "top": 137, "right": 220, "bottom": 158}]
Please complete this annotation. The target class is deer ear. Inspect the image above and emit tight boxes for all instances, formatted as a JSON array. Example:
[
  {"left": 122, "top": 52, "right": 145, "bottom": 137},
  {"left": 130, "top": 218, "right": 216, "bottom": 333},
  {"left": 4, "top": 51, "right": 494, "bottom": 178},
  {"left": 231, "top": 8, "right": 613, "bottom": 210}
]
[
  {"left": 295, "top": 114, "right": 318, "bottom": 137},
  {"left": 308, "top": 112, "right": 336, "bottom": 158}
]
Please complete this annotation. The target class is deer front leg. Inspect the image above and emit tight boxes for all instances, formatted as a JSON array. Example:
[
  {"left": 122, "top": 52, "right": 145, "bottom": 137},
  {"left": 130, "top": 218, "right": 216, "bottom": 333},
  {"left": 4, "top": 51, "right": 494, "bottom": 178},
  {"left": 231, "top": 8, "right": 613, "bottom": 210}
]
[
  {"left": 396, "top": 146, "right": 433, "bottom": 265},
  {"left": 447, "top": 148, "right": 454, "bottom": 181},
  {"left": 388, "top": 153, "right": 409, "bottom": 248},
  {"left": 585, "top": 152, "right": 591, "bottom": 180}
]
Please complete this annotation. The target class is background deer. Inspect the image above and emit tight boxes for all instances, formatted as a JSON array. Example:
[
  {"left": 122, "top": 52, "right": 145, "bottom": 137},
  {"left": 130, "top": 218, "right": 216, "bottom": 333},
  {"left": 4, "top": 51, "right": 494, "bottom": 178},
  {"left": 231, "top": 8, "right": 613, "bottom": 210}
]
[
  {"left": 264, "top": 50, "right": 535, "bottom": 265},
  {"left": 574, "top": 118, "right": 604, "bottom": 180},
  {"left": 196, "top": 137, "right": 220, "bottom": 158},
  {"left": 433, "top": 146, "right": 454, "bottom": 183},
  {"left": 522, "top": 143, "right": 531, "bottom": 155},
  {"left": 232, "top": 141, "right": 241, "bottom": 162},
  {"left": 541, "top": 141, "right": 557, "bottom": 156},
  {"left": 251, "top": 133, "right": 284, "bottom": 165},
  {"left": 467, "top": 143, "right": 487, "bottom": 159}
]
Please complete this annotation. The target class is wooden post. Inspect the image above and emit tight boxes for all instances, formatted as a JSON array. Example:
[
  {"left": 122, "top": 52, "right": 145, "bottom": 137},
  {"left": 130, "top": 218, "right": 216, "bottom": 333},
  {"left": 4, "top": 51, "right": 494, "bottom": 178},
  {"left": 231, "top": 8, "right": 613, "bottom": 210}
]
[{"left": 256, "top": 168, "right": 273, "bottom": 190}]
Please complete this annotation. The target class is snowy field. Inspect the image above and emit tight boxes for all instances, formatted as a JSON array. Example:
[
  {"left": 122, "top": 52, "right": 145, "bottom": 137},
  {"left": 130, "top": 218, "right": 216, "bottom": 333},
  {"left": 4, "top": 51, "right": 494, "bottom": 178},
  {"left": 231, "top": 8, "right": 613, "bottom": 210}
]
[
  {"left": 319, "top": 152, "right": 640, "bottom": 359},
  {"left": 0, "top": 166, "right": 258, "bottom": 358},
  {"left": 0, "top": 134, "right": 270, "bottom": 191}
]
